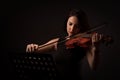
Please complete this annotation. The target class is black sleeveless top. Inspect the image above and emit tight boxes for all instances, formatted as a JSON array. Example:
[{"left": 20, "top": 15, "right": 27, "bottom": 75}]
[{"left": 52, "top": 37, "right": 87, "bottom": 80}]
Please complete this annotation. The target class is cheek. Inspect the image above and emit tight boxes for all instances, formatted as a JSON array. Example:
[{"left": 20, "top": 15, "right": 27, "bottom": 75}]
[
  {"left": 66, "top": 24, "right": 69, "bottom": 31},
  {"left": 66, "top": 27, "right": 69, "bottom": 34}
]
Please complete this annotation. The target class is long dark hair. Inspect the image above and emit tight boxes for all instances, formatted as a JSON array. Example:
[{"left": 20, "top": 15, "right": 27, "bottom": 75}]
[{"left": 63, "top": 9, "right": 90, "bottom": 35}]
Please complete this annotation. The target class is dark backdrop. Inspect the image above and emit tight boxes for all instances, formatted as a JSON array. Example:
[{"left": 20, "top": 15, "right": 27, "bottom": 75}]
[{"left": 1, "top": 0, "right": 120, "bottom": 80}]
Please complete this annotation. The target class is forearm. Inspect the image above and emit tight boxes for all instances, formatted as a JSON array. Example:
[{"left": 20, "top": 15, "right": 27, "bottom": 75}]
[
  {"left": 35, "top": 44, "right": 56, "bottom": 53},
  {"left": 86, "top": 44, "right": 99, "bottom": 70},
  {"left": 35, "top": 38, "right": 59, "bottom": 53}
]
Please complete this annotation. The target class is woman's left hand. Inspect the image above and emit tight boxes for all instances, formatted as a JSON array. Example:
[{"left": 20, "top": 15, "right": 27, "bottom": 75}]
[{"left": 91, "top": 32, "right": 102, "bottom": 46}]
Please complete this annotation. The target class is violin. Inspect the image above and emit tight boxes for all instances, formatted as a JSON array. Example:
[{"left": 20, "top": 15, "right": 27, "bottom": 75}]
[
  {"left": 64, "top": 22, "right": 113, "bottom": 49},
  {"left": 65, "top": 32, "right": 113, "bottom": 49}
]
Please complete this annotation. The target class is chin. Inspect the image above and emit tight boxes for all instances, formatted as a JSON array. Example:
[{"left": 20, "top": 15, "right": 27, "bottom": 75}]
[{"left": 68, "top": 34, "right": 72, "bottom": 36}]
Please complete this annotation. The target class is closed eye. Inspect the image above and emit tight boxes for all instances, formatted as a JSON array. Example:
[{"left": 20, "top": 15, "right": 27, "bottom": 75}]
[{"left": 69, "top": 22, "right": 72, "bottom": 26}]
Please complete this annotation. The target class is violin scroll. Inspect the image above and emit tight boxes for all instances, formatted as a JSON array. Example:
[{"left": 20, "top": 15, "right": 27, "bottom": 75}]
[{"left": 100, "top": 35, "right": 113, "bottom": 46}]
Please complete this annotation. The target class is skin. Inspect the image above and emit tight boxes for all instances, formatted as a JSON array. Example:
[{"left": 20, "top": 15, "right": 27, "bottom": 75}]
[{"left": 66, "top": 16, "right": 80, "bottom": 37}]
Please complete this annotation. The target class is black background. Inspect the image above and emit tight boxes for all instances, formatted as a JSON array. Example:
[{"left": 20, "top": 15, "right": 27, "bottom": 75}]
[{"left": 1, "top": 0, "right": 120, "bottom": 80}]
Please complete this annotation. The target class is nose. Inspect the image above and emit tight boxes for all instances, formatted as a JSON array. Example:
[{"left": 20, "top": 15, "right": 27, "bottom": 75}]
[{"left": 69, "top": 25, "right": 75, "bottom": 32}]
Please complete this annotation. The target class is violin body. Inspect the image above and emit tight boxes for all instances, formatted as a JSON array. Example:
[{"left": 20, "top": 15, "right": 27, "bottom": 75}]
[
  {"left": 65, "top": 32, "right": 113, "bottom": 49},
  {"left": 65, "top": 37, "right": 91, "bottom": 49}
]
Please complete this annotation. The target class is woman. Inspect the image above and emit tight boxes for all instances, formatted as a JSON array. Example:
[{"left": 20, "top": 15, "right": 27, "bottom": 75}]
[{"left": 26, "top": 9, "right": 101, "bottom": 79}]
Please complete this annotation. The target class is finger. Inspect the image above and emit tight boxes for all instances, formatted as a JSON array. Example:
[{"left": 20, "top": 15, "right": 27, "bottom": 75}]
[
  {"left": 27, "top": 45, "right": 32, "bottom": 52},
  {"left": 29, "top": 44, "right": 33, "bottom": 52},
  {"left": 92, "top": 33, "right": 95, "bottom": 43},
  {"left": 99, "top": 34, "right": 103, "bottom": 41},
  {"left": 95, "top": 33, "right": 98, "bottom": 42},
  {"left": 34, "top": 44, "right": 38, "bottom": 50},
  {"left": 26, "top": 45, "right": 28, "bottom": 52},
  {"left": 31, "top": 44, "right": 35, "bottom": 52}
]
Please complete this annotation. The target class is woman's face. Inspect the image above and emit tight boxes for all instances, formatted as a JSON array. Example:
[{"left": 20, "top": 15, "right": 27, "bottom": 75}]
[{"left": 66, "top": 16, "right": 80, "bottom": 36}]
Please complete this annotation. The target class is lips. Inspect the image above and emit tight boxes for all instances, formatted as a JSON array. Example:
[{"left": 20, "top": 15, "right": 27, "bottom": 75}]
[{"left": 69, "top": 31, "right": 73, "bottom": 34}]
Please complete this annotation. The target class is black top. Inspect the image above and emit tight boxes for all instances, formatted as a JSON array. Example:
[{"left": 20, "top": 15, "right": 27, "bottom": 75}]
[{"left": 53, "top": 37, "right": 87, "bottom": 80}]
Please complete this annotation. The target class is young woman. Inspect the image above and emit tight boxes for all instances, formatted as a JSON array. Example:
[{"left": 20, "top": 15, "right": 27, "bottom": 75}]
[{"left": 26, "top": 9, "right": 101, "bottom": 79}]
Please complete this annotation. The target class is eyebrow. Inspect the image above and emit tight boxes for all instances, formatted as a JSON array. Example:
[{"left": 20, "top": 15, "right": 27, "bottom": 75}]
[{"left": 69, "top": 21, "right": 79, "bottom": 26}]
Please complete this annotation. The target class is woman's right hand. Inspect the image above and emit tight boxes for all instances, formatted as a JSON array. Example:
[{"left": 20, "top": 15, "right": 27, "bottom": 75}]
[{"left": 26, "top": 44, "right": 39, "bottom": 53}]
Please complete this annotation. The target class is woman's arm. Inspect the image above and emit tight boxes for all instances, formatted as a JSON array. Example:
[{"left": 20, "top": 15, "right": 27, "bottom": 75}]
[
  {"left": 86, "top": 44, "right": 99, "bottom": 70},
  {"left": 36, "top": 38, "right": 59, "bottom": 53},
  {"left": 26, "top": 38, "right": 59, "bottom": 53},
  {"left": 86, "top": 33, "right": 101, "bottom": 70}
]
